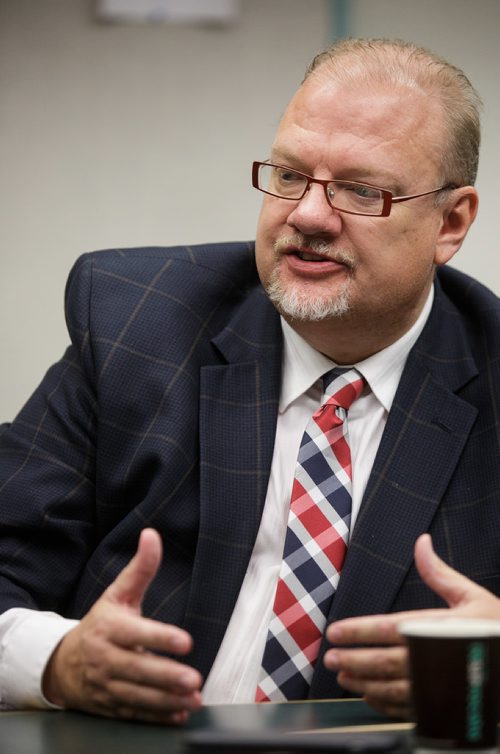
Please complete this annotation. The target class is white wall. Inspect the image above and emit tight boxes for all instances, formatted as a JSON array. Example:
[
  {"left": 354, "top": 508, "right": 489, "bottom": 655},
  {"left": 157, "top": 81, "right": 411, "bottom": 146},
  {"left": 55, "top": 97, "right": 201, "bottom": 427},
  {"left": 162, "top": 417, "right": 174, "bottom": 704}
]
[
  {"left": 350, "top": 0, "right": 500, "bottom": 289},
  {"left": 1, "top": 0, "right": 499, "bottom": 420}
]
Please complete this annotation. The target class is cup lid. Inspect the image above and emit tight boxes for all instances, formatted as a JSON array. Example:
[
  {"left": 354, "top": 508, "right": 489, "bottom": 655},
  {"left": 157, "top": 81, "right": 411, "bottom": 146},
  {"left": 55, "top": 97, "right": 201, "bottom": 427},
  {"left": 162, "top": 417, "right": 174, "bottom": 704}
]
[{"left": 398, "top": 617, "right": 500, "bottom": 638}]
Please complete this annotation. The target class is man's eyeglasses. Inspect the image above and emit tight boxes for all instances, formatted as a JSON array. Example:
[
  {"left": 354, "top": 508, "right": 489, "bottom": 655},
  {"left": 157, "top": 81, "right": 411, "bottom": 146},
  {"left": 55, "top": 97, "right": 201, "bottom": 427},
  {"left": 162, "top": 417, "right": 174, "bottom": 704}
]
[{"left": 252, "top": 161, "right": 456, "bottom": 218}]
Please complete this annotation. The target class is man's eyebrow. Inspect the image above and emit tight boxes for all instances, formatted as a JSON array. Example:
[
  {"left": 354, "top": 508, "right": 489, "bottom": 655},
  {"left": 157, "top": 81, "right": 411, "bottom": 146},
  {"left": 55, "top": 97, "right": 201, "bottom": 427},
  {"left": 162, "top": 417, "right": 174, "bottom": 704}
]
[
  {"left": 269, "top": 147, "right": 402, "bottom": 190},
  {"left": 335, "top": 169, "right": 404, "bottom": 194},
  {"left": 269, "top": 148, "right": 307, "bottom": 170},
  {"left": 334, "top": 166, "right": 399, "bottom": 185}
]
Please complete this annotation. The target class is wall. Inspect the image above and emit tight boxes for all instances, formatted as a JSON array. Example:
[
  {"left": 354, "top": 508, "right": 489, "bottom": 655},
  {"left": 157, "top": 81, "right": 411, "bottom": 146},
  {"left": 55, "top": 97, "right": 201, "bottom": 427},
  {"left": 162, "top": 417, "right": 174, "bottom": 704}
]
[
  {"left": 1, "top": 0, "right": 499, "bottom": 420},
  {"left": 350, "top": 0, "right": 500, "bottom": 288}
]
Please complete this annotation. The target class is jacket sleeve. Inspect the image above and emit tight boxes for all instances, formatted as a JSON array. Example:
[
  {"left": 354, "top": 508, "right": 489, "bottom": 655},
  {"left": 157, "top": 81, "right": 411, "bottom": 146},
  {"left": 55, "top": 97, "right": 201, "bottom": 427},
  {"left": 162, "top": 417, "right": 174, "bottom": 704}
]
[{"left": 0, "top": 254, "right": 99, "bottom": 614}]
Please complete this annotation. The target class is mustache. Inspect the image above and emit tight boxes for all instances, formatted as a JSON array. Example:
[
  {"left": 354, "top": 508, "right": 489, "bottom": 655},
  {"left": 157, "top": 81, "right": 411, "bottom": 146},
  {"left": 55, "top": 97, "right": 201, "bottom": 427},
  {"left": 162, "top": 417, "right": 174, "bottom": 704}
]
[{"left": 273, "top": 234, "right": 356, "bottom": 269}]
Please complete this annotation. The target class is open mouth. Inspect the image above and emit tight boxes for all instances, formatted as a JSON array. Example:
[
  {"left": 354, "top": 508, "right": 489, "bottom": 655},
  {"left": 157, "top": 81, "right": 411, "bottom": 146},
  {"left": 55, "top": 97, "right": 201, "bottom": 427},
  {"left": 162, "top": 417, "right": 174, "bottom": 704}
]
[
  {"left": 280, "top": 247, "right": 353, "bottom": 278},
  {"left": 294, "top": 251, "right": 332, "bottom": 262},
  {"left": 275, "top": 236, "right": 354, "bottom": 272}
]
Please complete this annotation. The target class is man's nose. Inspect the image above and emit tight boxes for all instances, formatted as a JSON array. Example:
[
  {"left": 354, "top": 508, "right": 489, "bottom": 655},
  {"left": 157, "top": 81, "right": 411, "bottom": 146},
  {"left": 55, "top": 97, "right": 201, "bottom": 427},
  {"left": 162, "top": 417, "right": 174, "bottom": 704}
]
[{"left": 285, "top": 183, "right": 342, "bottom": 236}]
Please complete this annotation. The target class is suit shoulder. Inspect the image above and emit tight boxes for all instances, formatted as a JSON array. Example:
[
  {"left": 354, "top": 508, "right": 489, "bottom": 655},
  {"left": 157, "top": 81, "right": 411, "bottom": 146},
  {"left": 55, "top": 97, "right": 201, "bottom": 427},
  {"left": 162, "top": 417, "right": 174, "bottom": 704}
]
[
  {"left": 436, "top": 266, "right": 500, "bottom": 319},
  {"left": 65, "top": 241, "right": 258, "bottom": 305},
  {"left": 64, "top": 242, "right": 260, "bottom": 338},
  {"left": 69, "top": 242, "right": 256, "bottom": 283},
  {"left": 437, "top": 267, "right": 500, "bottom": 330},
  {"left": 435, "top": 266, "right": 500, "bottom": 365}
]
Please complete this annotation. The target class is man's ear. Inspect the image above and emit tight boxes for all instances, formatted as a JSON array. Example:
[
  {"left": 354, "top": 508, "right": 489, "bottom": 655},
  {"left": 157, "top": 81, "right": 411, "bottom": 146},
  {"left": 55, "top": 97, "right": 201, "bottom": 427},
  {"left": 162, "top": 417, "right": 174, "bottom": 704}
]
[{"left": 434, "top": 187, "right": 479, "bottom": 266}]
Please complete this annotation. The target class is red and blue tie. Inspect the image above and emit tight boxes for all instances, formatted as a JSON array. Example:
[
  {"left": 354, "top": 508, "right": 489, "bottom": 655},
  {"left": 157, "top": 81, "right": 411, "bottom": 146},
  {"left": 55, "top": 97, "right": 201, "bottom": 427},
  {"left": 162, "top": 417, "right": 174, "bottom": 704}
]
[{"left": 256, "top": 368, "right": 365, "bottom": 702}]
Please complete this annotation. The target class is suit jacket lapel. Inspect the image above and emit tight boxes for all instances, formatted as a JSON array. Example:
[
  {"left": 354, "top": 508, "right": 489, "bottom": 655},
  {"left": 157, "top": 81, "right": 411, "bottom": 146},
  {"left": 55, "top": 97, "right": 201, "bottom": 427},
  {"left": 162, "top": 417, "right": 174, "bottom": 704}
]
[
  {"left": 183, "top": 287, "right": 282, "bottom": 679},
  {"left": 311, "top": 279, "right": 479, "bottom": 697}
]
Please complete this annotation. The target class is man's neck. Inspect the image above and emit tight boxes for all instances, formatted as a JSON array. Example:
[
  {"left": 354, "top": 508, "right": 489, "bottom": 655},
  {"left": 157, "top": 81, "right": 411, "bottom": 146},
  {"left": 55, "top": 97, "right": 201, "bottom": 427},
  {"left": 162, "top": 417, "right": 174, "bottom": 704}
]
[{"left": 283, "top": 289, "right": 434, "bottom": 364}]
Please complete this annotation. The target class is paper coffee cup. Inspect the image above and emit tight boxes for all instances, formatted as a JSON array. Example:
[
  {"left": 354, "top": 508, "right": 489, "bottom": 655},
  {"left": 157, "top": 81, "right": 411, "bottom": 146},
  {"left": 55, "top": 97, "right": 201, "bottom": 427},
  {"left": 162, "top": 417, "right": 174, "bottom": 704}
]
[{"left": 400, "top": 618, "right": 500, "bottom": 752}]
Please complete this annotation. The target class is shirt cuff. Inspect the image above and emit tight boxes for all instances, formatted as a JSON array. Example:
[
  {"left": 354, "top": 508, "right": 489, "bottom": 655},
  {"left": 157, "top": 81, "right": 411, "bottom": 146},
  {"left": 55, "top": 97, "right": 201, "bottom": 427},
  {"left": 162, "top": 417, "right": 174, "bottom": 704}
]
[{"left": 0, "top": 608, "right": 79, "bottom": 710}]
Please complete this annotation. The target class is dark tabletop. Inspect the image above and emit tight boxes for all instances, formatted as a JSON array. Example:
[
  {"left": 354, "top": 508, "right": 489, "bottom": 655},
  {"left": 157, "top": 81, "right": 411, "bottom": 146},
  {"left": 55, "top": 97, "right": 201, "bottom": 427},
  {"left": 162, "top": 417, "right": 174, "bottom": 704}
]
[{"left": 0, "top": 700, "right": 413, "bottom": 754}]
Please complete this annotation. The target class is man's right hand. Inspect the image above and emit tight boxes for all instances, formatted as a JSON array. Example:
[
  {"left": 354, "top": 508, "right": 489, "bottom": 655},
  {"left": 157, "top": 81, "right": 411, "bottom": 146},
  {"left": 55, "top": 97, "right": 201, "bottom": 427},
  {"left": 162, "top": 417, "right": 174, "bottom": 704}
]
[
  {"left": 324, "top": 534, "right": 500, "bottom": 718},
  {"left": 42, "top": 528, "right": 203, "bottom": 725}
]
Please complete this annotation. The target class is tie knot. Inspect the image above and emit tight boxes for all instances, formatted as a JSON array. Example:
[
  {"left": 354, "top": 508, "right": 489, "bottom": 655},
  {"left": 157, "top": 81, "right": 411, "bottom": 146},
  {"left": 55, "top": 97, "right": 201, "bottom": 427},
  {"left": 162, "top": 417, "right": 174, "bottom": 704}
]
[{"left": 322, "top": 367, "right": 365, "bottom": 410}]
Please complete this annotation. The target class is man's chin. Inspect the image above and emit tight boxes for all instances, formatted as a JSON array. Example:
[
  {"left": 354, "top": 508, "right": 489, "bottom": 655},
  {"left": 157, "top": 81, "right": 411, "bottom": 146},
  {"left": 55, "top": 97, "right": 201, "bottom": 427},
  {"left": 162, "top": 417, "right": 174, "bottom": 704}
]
[{"left": 266, "top": 282, "right": 351, "bottom": 322}]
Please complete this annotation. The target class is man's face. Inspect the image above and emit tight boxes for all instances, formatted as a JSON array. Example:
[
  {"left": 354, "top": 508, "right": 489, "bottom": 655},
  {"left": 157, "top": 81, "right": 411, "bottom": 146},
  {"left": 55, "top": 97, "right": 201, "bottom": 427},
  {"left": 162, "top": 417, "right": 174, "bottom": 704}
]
[{"left": 255, "top": 72, "right": 453, "bottom": 336}]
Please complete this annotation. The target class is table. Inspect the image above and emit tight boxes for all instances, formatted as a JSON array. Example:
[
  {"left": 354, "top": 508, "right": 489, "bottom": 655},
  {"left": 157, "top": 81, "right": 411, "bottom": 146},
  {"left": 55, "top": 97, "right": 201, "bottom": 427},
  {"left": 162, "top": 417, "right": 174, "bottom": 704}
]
[{"left": 0, "top": 700, "right": 413, "bottom": 754}]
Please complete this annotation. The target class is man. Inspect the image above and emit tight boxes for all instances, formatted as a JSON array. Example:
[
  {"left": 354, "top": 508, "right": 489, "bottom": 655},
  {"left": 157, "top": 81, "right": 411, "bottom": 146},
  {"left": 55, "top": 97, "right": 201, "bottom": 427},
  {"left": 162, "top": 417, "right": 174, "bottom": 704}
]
[{"left": 0, "top": 38, "right": 498, "bottom": 724}]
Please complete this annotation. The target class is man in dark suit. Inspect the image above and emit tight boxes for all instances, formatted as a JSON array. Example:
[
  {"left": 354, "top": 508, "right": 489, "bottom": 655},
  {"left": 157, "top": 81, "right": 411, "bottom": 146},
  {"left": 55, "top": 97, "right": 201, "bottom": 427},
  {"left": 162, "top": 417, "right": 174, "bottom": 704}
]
[{"left": 0, "top": 38, "right": 498, "bottom": 724}]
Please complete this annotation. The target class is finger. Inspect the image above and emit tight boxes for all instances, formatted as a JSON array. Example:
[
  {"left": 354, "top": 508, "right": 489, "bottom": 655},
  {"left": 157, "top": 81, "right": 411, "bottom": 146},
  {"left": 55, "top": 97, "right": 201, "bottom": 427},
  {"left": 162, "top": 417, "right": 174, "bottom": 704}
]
[
  {"left": 89, "top": 705, "right": 192, "bottom": 725},
  {"left": 91, "top": 642, "right": 203, "bottom": 695},
  {"left": 105, "top": 528, "right": 162, "bottom": 611},
  {"left": 327, "top": 607, "right": 447, "bottom": 646},
  {"left": 327, "top": 614, "right": 404, "bottom": 645},
  {"left": 414, "top": 534, "right": 487, "bottom": 608},
  {"left": 91, "top": 677, "right": 203, "bottom": 716},
  {"left": 95, "top": 606, "right": 195, "bottom": 657},
  {"left": 81, "top": 700, "right": 192, "bottom": 725},
  {"left": 363, "top": 694, "right": 412, "bottom": 721},
  {"left": 324, "top": 645, "right": 408, "bottom": 680},
  {"left": 337, "top": 671, "right": 411, "bottom": 716},
  {"left": 79, "top": 681, "right": 202, "bottom": 725}
]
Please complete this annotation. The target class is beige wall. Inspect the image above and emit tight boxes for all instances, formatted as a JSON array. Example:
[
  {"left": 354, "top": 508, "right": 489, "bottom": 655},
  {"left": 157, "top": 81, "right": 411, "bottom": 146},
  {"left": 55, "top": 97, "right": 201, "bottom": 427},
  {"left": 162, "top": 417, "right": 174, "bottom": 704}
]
[
  {"left": 351, "top": 0, "right": 500, "bottom": 288},
  {"left": 1, "top": 0, "right": 499, "bottom": 420}
]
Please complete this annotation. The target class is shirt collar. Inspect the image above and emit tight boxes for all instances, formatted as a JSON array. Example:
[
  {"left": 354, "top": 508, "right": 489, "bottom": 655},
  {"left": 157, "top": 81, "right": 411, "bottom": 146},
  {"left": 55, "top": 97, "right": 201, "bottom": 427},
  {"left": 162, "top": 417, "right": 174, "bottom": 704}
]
[{"left": 279, "top": 286, "right": 434, "bottom": 413}]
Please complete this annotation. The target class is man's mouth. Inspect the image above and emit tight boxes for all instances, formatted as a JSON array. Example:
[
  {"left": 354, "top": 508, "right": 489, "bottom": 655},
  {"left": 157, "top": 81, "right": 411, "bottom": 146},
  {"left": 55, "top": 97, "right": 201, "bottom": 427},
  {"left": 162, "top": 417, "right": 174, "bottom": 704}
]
[
  {"left": 286, "top": 246, "right": 342, "bottom": 265},
  {"left": 294, "top": 250, "right": 332, "bottom": 262},
  {"left": 274, "top": 235, "right": 355, "bottom": 272}
]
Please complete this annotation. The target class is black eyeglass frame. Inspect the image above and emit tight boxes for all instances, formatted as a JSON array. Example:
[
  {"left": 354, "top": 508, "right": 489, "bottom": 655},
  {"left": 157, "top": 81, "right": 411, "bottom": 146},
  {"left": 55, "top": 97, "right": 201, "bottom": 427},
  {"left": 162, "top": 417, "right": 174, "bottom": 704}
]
[{"left": 251, "top": 161, "right": 457, "bottom": 217}]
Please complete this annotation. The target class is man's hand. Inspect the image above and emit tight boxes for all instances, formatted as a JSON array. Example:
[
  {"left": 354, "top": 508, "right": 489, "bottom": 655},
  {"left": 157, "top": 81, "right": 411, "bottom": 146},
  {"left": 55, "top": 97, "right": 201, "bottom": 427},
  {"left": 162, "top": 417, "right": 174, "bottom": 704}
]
[
  {"left": 324, "top": 533, "right": 500, "bottom": 719},
  {"left": 42, "top": 528, "right": 203, "bottom": 725}
]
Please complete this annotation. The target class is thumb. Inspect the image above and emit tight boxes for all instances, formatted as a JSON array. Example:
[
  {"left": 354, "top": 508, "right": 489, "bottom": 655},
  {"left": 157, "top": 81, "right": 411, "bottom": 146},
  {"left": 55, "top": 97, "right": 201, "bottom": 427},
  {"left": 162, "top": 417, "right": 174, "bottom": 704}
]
[
  {"left": 105, "top": 528, "right": 162, "bottom": 611},
  {"left": 414, "top": 533, "right": 481, "bottom": 609}
]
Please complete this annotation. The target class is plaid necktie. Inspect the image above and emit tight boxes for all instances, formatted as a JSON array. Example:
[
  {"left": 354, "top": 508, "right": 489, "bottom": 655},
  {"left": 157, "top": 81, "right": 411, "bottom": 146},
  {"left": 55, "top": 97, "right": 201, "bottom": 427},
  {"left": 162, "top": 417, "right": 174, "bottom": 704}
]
[{"left": 255, "top": 368, "right": 364, "bottom": 702}]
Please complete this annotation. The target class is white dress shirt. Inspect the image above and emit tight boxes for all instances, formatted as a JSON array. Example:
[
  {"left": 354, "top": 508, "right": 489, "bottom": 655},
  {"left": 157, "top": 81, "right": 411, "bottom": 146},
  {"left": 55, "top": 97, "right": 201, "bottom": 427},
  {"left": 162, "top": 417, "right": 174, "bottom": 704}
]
[
  {"left": 0, "top": 288, "right": 433, "bottom": 710},
  {"left": 203, "top": 288, "right": 434, "bottom": 703}
]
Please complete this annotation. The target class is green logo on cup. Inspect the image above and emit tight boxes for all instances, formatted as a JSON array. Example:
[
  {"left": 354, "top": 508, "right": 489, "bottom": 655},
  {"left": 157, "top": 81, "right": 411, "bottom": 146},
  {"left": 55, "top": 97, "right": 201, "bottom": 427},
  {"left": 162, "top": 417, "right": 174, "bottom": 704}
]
[{"left": 467, "top": 641, "right": 486, "bottom": 742}]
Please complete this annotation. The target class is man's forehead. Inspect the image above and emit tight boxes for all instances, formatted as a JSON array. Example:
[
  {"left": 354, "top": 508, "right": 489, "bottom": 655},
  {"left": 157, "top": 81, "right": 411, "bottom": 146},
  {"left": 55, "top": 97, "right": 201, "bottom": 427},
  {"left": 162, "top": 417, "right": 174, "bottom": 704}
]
[
  {"left": 290, "top": 71, "right": 428, "bottom": 112},
  {"left": 278, "top": 74, "right": 442, "bottom": 142},
  {"left": 272, "top": 76, "right": 444, "bottom": 185}
]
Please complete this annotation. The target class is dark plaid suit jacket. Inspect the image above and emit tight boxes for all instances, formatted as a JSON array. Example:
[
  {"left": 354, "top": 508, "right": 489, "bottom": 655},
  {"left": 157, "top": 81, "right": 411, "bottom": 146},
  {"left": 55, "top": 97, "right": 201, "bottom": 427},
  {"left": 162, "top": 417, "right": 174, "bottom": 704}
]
[{"left": 0, "top": 241, "right": 499, "bottom": 699}]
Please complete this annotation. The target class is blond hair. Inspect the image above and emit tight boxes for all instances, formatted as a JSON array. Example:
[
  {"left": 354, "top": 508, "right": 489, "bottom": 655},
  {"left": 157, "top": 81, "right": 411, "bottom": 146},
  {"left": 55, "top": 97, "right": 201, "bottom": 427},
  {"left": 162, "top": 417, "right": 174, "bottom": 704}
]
[{"left": 304, "top": 38, "right": 482, "bottom": 186}]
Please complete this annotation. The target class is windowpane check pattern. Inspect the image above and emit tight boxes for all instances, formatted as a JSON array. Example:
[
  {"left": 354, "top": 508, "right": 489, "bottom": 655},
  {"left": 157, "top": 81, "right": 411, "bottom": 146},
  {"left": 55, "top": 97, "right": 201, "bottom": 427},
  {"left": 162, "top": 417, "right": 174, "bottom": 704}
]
[
  {"left": 256, "top": 368, "right": 365, "bottom": 702},
  {"left": 252, "top": 161, "right": 455, "bottom": 217}
]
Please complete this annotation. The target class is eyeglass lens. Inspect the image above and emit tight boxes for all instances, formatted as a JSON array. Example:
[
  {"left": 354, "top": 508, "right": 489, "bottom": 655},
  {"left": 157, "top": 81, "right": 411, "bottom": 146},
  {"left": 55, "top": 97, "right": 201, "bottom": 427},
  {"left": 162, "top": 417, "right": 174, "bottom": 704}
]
[{"left": 258, "top": 163, "right": 385, "bottom": 216}]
